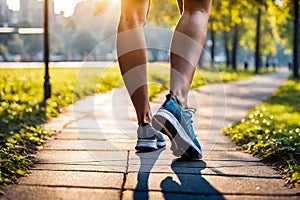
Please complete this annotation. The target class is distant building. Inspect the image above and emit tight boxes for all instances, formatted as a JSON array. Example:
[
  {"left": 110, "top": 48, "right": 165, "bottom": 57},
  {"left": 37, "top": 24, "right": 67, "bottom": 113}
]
[
  {"left": 7, "top": 9, "right": 19, "bottom": 25},
  {"left": 19, "top": 0, "right": 54, "bottom": 26},
  {"left": 0, "top": 0, "right": 68, "bottom": 28},
  {"left": 0, "top": 0, "right": 9, "bottom": 25},
  {"left": 0, "top": 0, "right": 6, "bottom": 15},
  {"left": 20, "top": 0, "right": 42, "bottom": 25}
]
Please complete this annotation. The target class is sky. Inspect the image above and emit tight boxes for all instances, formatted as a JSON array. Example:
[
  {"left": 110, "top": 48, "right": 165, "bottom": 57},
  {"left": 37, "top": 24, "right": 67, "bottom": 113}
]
[
  {"left": 6, "top": 0, "right": 86, "bottom": 17},
  {"left": 6, "top": 0, "right": 283, "bottom": 17}
]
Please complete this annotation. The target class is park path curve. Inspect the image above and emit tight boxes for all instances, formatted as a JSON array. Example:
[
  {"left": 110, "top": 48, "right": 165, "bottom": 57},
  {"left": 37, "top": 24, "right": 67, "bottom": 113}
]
[{"left": 1, "top": 68, "right": 300, "bottom": 200}]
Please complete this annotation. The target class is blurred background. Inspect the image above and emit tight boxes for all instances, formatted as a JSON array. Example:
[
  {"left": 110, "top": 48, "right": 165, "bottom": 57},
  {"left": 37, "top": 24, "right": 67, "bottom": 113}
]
[{"left": 0, "top": 0, "right": 298, "bottom": 70}]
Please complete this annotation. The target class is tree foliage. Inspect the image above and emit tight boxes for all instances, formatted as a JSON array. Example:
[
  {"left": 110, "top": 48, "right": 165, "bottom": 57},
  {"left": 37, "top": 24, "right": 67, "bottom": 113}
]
[
  {"left": 8, "top": 35, "right": 24, "bottom": 55},
  {"left": 145, "top": 0, "right": 297, "bottom": 69},
  {"left": 72, "top": 30, "right": 97, "bottom": 56},
  {"left": 148, "top": 0, "right": 178, "bottom": 28},
  {"left": 0, "top": 44, "right": 8, "bottom": 55}
]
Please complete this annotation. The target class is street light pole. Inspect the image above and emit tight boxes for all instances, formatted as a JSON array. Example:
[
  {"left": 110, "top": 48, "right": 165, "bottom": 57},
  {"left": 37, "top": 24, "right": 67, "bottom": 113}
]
[{"left": 44, "top": 0, "right": 51, "bottom": 101}]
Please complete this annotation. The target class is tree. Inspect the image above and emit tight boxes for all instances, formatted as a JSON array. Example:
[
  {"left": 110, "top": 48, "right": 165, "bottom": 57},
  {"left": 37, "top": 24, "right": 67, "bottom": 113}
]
[
  {"left": 7, "top": 35, "right": 24, "bottom": 55},
  {"left": 210, "top": 20, "right": 216, "bottom": 67},
  {"left": 227, "top": 0, "right": 249, "bottom": 70},
  {"left": 293, "top": 0, "right": 299, "bottom": 78},
  {"left": 0, "top": 33, "right": 13, "bottom": 47},
  {"left": 22, "top": 35, "right": 43, "bottom": 57},
  {"left": 252, "top": 0, "right": 278, "bottom": 73},
  {"left": 235, "top": 0, "right": 282, "bottom": 71},
  {"left": 210, "top": 0, "right": 233, "bottom": 68},
  {"left": 148, "top": 0, "right": 178, "bottom": 27},
  {"left": 95, "top": 0, "right": 297, "bottom": 70},
  {"left": 223, "top": 31, "right": 231, "bottom": 67},
  {"left": 0, "top": 14, "right": 5, "bottom": 26},
  {"left": 269, "top": 0, "right": 293, "bottom": 51},
  {"left": 210, "top": 0, "right": 254, "bottom": 70},
  {"left": 232, "top": 24, "right": 239, "bottom": 70},
  {"left": 50, "top": 32, "right": 64, "bottom": 55},
  {"left": 255, "top": 1, "right": 262, "bottom": 74},
  {"left": 0, "top": 44, "right": 8, "bottom": 55},
  {"left": 72, "top": 30, "right": 97, "bottom": 56}
]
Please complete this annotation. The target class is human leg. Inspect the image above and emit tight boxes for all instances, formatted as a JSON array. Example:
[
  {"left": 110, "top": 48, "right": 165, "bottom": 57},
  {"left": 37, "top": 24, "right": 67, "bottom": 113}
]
[
  {"left": 117, "top": 0, "right": 151, "bottom": 124},
  {"left": 152, "top": 0, "right": 212, "bottom": 158},
  {"left": 170, "top": 0, "right": 212, "bottom": 108},
  {"left": 117, "top": 0, "right": 165, "bottom": 151}
]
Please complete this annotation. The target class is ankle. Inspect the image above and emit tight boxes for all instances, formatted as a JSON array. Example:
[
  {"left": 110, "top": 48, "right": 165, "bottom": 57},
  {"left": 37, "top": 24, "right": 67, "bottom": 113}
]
[
  {"left": 169, "top": 91, "right": 187, "bottom": 108},
  {"left": 137, "top": 116, "right": 151, "bottom": 126},
  {"left": 139, "top": 122, "right": 150, "bottom": 127}
]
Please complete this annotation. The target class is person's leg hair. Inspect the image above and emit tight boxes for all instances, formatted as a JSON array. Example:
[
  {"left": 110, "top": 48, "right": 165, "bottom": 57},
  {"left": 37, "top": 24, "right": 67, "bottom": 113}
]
[
  {"left": 117, "top": 0, "right": 151, "bottom": 124},
  {"left": 170, "top": 0, "right": 212, "bottom": 108}
]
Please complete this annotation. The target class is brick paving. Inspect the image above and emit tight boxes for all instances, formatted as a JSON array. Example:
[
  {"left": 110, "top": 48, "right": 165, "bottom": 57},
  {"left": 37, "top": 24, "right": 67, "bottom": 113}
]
[{"left": 1, "top": 68, "right": 300, "bottom": 200}]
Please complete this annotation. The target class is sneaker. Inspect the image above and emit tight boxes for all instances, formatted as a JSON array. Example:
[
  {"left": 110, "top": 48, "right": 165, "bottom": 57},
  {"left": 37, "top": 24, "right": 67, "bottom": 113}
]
[
  {"left": 135, "top": 124, "right": 166, "bottom": 152},
  {"left": 152, "top": 94, "right": 202, "bottom": 159}
]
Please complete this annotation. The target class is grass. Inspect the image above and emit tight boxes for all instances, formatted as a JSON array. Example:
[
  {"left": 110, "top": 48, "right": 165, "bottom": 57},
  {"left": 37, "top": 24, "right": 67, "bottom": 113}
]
[
  {"left": 0, "top": 62, "right": 276, "bottom": 185},
  {"left": 0, "top": 65, "right": 123, "bottom": 184},
  {"left": 223, "top": 78, "right": 300, "bottom": 187}
]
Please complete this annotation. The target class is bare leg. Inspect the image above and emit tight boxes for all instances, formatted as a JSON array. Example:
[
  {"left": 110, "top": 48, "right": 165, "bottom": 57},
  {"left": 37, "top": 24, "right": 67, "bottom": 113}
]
[
  {"left": 117, "top": 0, "right": 151, "bottom": 124},
  {"left": 170, "top": 0, "right": 212, "bottom": 108}
]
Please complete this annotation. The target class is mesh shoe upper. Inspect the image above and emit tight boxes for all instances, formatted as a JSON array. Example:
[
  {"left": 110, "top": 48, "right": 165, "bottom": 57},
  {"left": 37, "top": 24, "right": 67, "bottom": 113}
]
[
  {"left": 162, "top": 94, "right": 201, "bottom": 150},
  {"left": 137, "top": 124, "right": 166, "bottom": 143}
]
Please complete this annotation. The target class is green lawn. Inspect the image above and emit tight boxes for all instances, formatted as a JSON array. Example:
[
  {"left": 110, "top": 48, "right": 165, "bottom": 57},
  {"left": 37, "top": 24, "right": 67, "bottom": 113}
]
[
  {"left": 223, "top": 78, "right": 300, "bottom": 187},
  {"left": 0, "top": 62, "right": 276, "bottom": 184},
  {"left": 0, "top": 66, "right": 123, "bottom": 184}
]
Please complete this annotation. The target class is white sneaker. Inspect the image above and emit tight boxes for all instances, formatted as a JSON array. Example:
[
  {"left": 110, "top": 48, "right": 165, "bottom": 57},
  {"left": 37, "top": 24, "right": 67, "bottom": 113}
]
[{"left": 135, "top": 124, "right": 166, "bottom": 152}]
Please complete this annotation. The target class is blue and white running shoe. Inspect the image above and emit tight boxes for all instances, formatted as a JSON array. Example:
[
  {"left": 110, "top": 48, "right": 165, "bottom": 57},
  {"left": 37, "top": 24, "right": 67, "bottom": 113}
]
[{"left": 152, "top": 94, "right": 202, "bottom": 159}]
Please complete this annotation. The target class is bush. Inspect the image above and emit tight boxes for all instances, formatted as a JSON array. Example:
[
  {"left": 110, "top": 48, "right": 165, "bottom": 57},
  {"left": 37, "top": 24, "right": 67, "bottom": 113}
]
[{"left": 223, "top": 79, "right": 300, "bottom": 187}]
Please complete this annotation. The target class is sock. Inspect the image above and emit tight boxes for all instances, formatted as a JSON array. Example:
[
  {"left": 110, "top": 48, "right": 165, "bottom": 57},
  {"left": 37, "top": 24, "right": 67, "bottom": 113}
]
[{"left": 139, "top": 122, "right": 149, "bottom": 127}]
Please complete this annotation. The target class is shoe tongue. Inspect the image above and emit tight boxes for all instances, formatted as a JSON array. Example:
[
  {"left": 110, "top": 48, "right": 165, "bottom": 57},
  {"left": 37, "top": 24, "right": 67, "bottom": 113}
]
[{"left": 163, "top": 94, "right": 172, "bottom": 107}]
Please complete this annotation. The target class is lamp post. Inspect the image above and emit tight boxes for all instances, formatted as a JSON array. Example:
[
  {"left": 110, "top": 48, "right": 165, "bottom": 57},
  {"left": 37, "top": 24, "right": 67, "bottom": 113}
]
[{"left": 44, "top": 0, "right": 51, "bottom": 100}]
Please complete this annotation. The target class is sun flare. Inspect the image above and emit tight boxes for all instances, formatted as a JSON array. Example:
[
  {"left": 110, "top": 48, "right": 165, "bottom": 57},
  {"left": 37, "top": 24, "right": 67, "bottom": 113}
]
[
  {"left": 6, "top": 0, "right": 120, "bottom": 17},
  {"left": 53, "top": 0, "right": 86, "bottom": 17}
]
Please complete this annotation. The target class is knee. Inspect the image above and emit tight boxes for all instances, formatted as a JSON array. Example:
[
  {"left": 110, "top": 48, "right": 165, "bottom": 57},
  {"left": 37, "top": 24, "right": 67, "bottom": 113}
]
[
  {"left": 183, "top": 0, "right": 212, "bottom": 17},
  {"left": 118, "top": 12, "right": 147, "bottom": 31}
]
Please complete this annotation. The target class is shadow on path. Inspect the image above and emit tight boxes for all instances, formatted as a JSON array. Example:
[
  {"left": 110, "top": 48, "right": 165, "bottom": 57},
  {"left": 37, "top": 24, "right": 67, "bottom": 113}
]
[
  {"left": 133, "top": 149, "right": 224, "bottom": 200},
  {"left": 134, "top": 148, "right": 165, "bottom": 200},
  {"left": 161, "top": 159, "right": 225, "bottom": 199}
]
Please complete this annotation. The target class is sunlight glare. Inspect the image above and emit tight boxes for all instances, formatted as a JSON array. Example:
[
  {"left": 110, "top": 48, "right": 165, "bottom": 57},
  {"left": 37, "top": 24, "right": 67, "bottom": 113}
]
[
  {"left": 111, "top": 0, "right": 120, "bottom": 4},
  {"left": 276, "top": 0, "right": 283, "bottom": 7},
  {"left": 53, "top": 0, "right": 86, "bottom": 17},
  {"left": 6, "top": 0, "right": 19, "bottom": 11}
]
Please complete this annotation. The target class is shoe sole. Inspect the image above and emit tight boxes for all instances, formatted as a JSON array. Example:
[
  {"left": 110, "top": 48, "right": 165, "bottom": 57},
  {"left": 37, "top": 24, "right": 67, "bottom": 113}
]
[
  {"left": 152, "top": 109, "right": 202, "bottom": 159},
  {"left": 135, "top": 139, "right": 166, "bottom": 152}
]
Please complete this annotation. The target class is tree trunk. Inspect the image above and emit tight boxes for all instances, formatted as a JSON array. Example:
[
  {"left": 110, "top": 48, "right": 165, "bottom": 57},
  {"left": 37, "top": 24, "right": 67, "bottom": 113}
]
[
  {"left": 232, "top": 24, "right": 238, "bottom": 70},
  {"left": 210, "top": 22, "right": 215, "bottom": 68},
  {"left": 293, "top": 0, "right": 299, "bottom": 79},
  {"left": 255, "top": 5, "right": 261, "bottom": 74},
  {"left": 224, "top": 31, "right": 230, "bottom": 68},
  {"left": 265, "top": 54, "right": 270, "bottom": 68},
  {"left": 198, "top": 51, "right": 204, "bottom": 68}
]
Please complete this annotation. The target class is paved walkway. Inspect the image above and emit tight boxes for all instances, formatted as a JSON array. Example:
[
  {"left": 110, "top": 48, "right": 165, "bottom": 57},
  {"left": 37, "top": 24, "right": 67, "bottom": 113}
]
[{"left": 1, "top": 68, "right": 300, "bottom": 200}]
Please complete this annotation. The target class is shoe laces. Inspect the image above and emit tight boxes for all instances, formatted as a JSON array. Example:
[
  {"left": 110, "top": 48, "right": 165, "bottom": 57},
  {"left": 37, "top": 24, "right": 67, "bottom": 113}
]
[
  {"left": 187, "top": 107, "right": 197, "bottom": 114},
  {"left": 182, "top": 107, "right": 197, "bottom": 118},
  {"left": 181, "top": 107, "right": 196, "bottom": 138}
]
